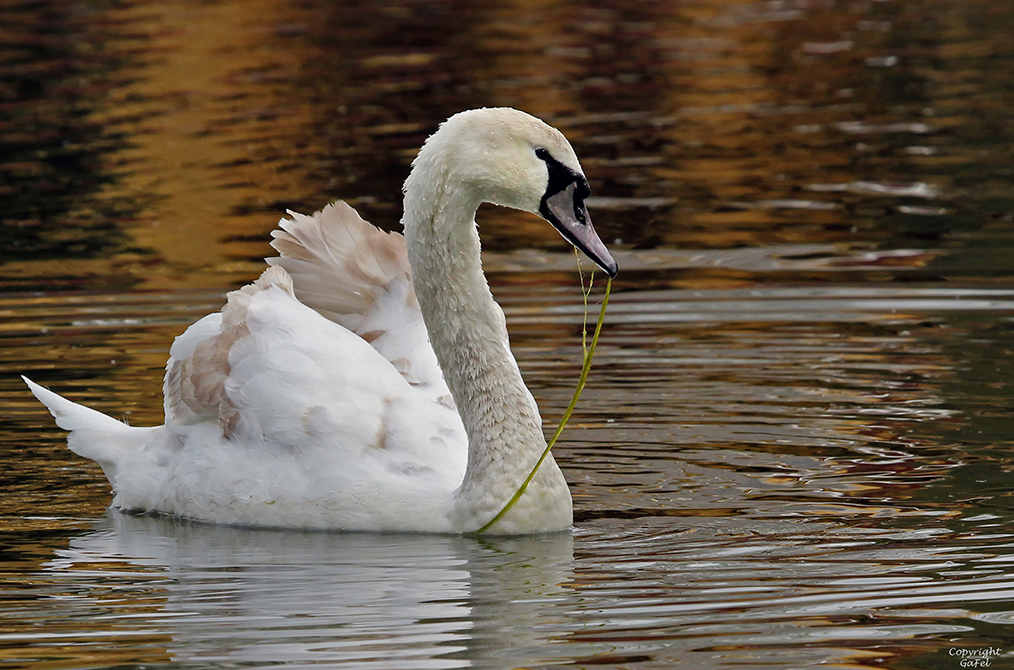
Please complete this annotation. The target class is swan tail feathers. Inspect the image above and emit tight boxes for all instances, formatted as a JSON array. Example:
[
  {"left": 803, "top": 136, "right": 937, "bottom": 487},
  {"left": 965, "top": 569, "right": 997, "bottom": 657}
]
[{"left": 22, "top": 376, "right": 154, "bottom": 483}]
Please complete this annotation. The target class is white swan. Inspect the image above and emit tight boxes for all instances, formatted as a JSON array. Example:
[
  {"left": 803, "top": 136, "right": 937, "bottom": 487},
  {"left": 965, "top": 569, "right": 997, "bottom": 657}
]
[{"left": 24, "top": 108, "right": 618, "bottom": 534}]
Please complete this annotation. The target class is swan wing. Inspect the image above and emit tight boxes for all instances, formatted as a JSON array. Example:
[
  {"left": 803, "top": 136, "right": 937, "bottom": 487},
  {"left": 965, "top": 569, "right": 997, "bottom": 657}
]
[
  {"left": 150, "top": 266, "right": 467, "bottom": 528},
  {"left": 163, "top": 265, "right": 465, "bottom": 473},
  {"left": 265, "top": 202, "right": 452, "bottom": 408}
]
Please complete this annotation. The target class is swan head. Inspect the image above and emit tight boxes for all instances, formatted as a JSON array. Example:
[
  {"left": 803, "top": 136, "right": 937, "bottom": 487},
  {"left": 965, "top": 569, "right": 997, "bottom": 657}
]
[{"left": 410, "top": 108, "right": 618, "bottom": 277}]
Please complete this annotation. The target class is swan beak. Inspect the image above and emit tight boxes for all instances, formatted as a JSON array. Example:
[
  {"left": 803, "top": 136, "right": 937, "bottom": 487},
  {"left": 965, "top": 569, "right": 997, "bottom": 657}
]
[{"left": 540, "top": 181, "right": 619, "bottom": 277}]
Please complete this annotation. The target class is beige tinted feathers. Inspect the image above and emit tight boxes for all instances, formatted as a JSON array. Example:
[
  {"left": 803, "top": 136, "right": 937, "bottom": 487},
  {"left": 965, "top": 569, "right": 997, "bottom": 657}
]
[
  {"left": 267, "top": 201, "right": 416, "bottom": 334},
  {"left": 164, "top": 266, "right": 294, "bottom": 435}
]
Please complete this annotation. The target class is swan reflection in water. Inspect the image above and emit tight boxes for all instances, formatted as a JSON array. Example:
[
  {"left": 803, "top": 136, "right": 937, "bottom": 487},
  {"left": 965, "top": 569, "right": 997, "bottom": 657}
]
[
  {"left": 43, "top": 513, "right": 576, "bottom": 668},
  {"left": 36, "top": 511, "right": 1014, "bottom": 669}
]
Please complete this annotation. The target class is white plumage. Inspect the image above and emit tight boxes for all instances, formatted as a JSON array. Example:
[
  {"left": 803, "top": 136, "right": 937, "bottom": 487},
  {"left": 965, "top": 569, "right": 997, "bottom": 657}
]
[{"left": 25, "top": 108, "right": 617, "bottom": 533}]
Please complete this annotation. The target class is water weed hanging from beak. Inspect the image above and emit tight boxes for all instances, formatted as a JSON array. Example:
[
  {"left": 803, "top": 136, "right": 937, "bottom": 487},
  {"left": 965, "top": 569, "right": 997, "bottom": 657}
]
[{"left": 476, "top": 258, "right": 612, "bottom": 534}]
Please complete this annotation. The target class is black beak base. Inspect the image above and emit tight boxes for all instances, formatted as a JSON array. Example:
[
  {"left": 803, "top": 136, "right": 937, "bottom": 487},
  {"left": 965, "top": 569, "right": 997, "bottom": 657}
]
[{"left": 540, "top": 179, "right": 618, "bottom": 278}]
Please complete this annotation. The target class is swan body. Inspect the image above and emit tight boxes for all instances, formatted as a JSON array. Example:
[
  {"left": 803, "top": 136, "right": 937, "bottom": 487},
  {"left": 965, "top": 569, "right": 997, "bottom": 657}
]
[{"left": 25, "top": 108, "right": 617, "bottom": 534}]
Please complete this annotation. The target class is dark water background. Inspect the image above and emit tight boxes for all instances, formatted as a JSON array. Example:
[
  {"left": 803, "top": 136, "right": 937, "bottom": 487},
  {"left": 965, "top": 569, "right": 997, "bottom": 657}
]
[{"left": 4, "top": 1, "right": 1014, "bottom": 668}]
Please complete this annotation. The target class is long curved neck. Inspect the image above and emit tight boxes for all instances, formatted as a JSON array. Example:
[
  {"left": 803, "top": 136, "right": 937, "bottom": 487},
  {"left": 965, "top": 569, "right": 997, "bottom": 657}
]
[{"left": 402, "top": 159, "right": 561, "bottom": 530}]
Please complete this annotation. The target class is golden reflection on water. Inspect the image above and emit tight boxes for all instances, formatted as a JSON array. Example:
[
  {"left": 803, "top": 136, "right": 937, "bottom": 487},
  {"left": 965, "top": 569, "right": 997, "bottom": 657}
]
[
  {"left": 5, "top": 0, "right": 1010, "bottom": 292},
  {"left": 78, "top": 0, "right": 313, "bottom": 286}
]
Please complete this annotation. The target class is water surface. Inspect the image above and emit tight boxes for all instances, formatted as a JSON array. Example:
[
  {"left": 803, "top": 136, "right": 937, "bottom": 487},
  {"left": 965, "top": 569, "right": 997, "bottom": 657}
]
[{"left": 4, "top": 1, "right": 1014, "bottom": 668}]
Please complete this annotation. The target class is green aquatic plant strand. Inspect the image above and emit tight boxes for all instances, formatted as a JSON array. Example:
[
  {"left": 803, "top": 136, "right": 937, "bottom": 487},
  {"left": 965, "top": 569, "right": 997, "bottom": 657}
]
[
  {"left": 476, "top": 268, "right": 612, "bottom": 534},
  {"left": 577, "top": 247, "right": 593, "bottom": 357}
]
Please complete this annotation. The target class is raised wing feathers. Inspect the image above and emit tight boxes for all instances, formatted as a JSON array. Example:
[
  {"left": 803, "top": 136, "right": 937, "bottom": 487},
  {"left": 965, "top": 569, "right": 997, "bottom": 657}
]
[
  {"left": 267, "top": 202, "right": 414, "bottom": 332},
  {"left": 163, "top": 201, "right": 454, "bottom": 440},
  {"left": 266, "top": 201, "right": 449, "bottom": 397}
]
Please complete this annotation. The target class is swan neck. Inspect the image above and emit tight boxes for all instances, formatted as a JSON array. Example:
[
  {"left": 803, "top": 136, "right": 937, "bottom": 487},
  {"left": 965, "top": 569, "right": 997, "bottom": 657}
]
[{"left": 402, "top": 163, "right": 568, "bottom": 531}]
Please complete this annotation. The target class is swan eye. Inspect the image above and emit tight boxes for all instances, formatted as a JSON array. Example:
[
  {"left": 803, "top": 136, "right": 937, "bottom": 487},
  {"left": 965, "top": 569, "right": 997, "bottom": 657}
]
[{"left": 534, "top": 147, "right": 550, "bottom": 161}]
